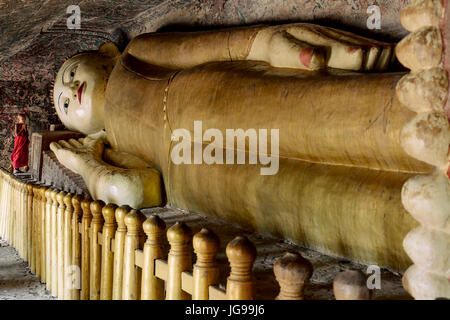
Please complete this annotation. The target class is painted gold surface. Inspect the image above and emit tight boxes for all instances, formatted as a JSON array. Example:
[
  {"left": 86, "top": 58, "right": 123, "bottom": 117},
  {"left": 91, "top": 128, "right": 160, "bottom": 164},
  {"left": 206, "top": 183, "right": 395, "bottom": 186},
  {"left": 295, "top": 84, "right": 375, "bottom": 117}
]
[{"left": 104, "top": 55, "right": 428, "bottom": 271}]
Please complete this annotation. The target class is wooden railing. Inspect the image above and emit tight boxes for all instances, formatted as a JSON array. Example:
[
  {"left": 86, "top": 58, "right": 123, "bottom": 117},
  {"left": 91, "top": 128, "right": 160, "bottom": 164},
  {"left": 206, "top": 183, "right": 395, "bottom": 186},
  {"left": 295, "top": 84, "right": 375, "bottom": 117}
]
[{"left": 0, "top": 168, "right": 318, "bottom": 300}]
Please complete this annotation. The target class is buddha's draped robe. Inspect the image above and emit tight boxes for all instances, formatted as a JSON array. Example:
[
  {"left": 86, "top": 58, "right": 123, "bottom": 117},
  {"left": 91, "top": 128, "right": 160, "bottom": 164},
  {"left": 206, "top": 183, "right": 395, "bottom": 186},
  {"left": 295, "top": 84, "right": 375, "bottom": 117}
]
[{"left": 104, "top": 45, "right": 432, "bottom": 271}]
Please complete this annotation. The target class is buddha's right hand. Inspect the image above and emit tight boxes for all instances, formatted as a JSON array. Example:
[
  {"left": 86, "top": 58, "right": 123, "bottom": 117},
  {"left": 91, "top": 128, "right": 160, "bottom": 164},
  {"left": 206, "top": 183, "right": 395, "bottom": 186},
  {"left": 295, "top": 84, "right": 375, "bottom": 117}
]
[{"left": 50, "top": 137, "right": 163, "bottom": 208}]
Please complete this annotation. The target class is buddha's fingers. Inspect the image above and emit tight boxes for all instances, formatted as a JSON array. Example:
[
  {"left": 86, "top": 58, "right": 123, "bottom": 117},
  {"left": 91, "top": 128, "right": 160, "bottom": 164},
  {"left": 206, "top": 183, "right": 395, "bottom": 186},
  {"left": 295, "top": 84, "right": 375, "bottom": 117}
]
[
  {"left": 49, "top": 141, "right": 82, "bottom": 174},
  {"left": 58, "top": 140, "right": 72, "bottom": 149},
  {"left": 78, "top": 137, "right": 85, "bottom": 145},
  {"left": 68, "top": 138, "right": 83, "bottom": 148},
  {"left": 49, "top": 141, "right": 62, "bottom": 154},
  {"left": 267, "top": 31, "right": 325, "bottom": 71},
  {"left": 400, "top": 0, "right": 445, "bottom": 32},
  {"left": 286, "top": 25, "right": 364, "bottom": 71},
  {"left": 83, "top": 136, "right": 97, "bottom": 146},
  {"left": 395, "top": 26, "right": 442, "bottom": 71},
  {"left": 311, "top": 26, "right": 393, "bottom": 71},
  {"left": 373, "top": 46, "right": 394, "bottom": 72}
]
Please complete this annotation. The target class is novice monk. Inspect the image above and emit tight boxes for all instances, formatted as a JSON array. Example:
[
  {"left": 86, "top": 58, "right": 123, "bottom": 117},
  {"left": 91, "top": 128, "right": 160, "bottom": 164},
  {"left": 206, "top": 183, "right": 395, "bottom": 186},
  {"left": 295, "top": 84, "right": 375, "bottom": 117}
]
[{"left": 11, "top": 113, "right": 29, "bottom": 174}]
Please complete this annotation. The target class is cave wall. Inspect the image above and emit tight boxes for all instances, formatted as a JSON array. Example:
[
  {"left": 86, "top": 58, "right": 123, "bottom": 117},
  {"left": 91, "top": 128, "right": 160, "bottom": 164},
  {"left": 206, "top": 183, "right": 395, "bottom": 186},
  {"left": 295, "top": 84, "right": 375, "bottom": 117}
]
[{"left": 0, "top": 0, "right": 409, "bottom": 169}]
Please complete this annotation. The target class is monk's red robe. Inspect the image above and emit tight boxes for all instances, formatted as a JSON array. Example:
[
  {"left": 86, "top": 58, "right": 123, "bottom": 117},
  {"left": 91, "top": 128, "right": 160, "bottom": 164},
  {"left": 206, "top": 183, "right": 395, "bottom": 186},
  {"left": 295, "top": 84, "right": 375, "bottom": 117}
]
[{"left": 11, "top": 126, "right": 29, "bottom": 169}]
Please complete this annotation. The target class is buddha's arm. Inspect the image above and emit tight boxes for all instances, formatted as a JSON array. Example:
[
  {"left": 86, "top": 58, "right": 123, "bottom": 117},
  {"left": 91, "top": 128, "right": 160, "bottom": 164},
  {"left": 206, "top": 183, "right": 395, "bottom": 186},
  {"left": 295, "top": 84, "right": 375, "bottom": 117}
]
[
  {"left": 126, "top": 25, "right": 265, "bottom": 69},
  {"left": 126, "top": 24, "right": 394, "bottom": 71},
  {"left": 50, "top": 137, "right": 163, "bottom": 208}
]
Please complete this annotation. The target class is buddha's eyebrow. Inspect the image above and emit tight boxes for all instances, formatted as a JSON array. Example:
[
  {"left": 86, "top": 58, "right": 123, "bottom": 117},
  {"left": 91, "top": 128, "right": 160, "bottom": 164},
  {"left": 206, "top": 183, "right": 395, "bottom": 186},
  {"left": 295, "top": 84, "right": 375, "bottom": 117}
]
[
  {"left": 61, "top": 62, "right": 76, "bottom": 84},
  {"left": 57, "top": 92, "right": 63, "bottom": 112}
]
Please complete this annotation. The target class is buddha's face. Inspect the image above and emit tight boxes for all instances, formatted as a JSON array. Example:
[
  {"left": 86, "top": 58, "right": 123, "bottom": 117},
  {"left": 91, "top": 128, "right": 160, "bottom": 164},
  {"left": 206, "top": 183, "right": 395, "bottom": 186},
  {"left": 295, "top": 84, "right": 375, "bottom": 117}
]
[{"left": 53, "top": 53, "right": 115, "bottom": 135}]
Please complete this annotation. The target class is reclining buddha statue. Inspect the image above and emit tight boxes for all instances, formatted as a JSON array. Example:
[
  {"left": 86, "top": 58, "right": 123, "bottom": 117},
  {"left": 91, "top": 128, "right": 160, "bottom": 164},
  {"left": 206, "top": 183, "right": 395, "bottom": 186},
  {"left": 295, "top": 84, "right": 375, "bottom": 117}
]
[{"left": 50, "top": 1, "right": 450, "bottom": 300}]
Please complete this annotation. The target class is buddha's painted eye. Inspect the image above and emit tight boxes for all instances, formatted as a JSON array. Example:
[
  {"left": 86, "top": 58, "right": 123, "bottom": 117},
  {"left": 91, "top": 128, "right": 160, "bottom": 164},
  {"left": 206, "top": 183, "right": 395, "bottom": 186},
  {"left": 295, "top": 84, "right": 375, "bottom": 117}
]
[
  {"left": 69, "top": 66, "right": 77, "bottom": 81},
  {"left": 63, "top": 98, "right": 70, "bottom": 114}
]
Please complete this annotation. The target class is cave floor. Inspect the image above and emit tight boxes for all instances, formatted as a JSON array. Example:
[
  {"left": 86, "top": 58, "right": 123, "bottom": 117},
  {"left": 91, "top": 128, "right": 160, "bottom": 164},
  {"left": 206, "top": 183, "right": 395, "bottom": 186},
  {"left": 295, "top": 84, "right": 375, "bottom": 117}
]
[
  {"left": 0, "top": 206, "right": 412, "bottom": 300},
  {"left": 0, "top": 239, "right": 54, "bottom": 300}
]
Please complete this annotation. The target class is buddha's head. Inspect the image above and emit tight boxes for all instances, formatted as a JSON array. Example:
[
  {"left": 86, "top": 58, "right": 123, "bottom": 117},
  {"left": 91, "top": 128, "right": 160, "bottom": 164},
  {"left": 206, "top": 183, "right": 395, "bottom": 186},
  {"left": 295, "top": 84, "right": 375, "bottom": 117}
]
[{"left": 53, "top": 43, "right": 120, "bottom": 135}]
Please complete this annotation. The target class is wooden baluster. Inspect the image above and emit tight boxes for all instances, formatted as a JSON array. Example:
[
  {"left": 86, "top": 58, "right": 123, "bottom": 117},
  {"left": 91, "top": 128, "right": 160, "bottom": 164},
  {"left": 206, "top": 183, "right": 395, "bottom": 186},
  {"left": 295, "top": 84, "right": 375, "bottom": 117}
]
[
  {"left": 50, "top": 189, "right": 59, "bottom": 297},
  {"left": 1, "top": 172, "right": 5, "bottom": 239},
  {"left": 0, "top": 171, "right": 3, "bottom": 238},
  {"left": 22, "top": 182, "right": 27, "bottom": 259},
  {"left": 71, "top": 195, "right": 83, "bottom": 300},
  {"left": 166, "top": 222, "right": 193, "bottom": 300},
  {"left": 13, "top": 180, "right": 18, "bottom": 252},
  {"left": 273, "top": 252, "right": 313, "bottom": 300},
  {"left": 23, "top": 183, "right": 29, "bottom": 260},
  {"left": 4, "top": 175, "right": 11, "bottom": 242},
  {"left": 8, "top": 176, "right": 14, "bottom": 243},
  {"left": 18, "top": 181, "right": 23, "bottom": 254},
  {"left": 7, "top": 176, "right": 13, "bottom": 244},
  {"left": 8, "top": 177, "right": 13, "bottom": 244},
  {"left": 4, "top": 173, "right": 11, "bottom": 241},
  {"left": 38, "top": 186, "right": 45, "bottom": 279},
  {"left": 100, "top": 203, "right": 118, "bottom": 300},
  {"left": 193, "top": 228, "right": 220, "bottom": 300},
  {"left": 141, "top": 215, "right": 166, "bottom": 300},
  {"left": 34, "top": 185, "right": 41, "bottom": 278},
  {"left": 63, "top": 193, "right": 74, "bottom": 300},
  {"left": 122, "top": 209, "right": 145, "bottom": 300},
  {"left": 22, "top": 182, "right": 28, "bottom": 259},
  {"left": 20, "top": 182, "right": 28, "bottom": 261},
  {"left": 80, "top": 197, "right": 92, "bottom": 300},
  {"left": 0, "top": 172, "right": 8, "bottom": 240},
  {"left": 36, "top": 185, "right": 43, "bottom": 279},
  {"left": 6, "top": 176, "right": 12, "bottom": 243},
  {"left": 24, "top": 183, "right": 31, "bottom": 261},
  {"left": 112, "top": 205, "right": 131, "bottom": 300},
  {"left": 10, "top": 179, "right": 16, "bottom": 248},
  {"left": 40, "top": 186, "right": 48, "bottom": 283},
  {"left": 20, "top": 182, "right": 26, "bottom": 258},
  {"left": 333, "top": 270, "right": 372, "bottom": 300},
  {"left": 2, "top": 172, "right": 7, "bottom": 239},
  {"left": 25, "top": 183, "right": 33, "bottom": 263},
  {"left": 1, "top": 172, "right": 7, "bottom": 240},
  {"left": 226, "top": 236, "right": 256, "bottom": 300},
  {"left": 0, "top": 172, "right": 6, "bottom": 239},
  {"left": 44, "top": 188, "right": 52, "bottom": 291},
  {"left": 31, "top": 184, "right": 40, "bottom": 275},
  {"left": 56, "top": 191, "right": 67, "bottom": 299},
  {"left": 89, "top": 200, "right": 105, "bottom": 300},
  {"left": 16, "top": 181, "right": 23, "bottom": 258},
  {"left": 15, "top": 180, "right": 20, "bottom": 250},
  {"left": 16, "top": 181, "right": 22, "bottom": 257}
]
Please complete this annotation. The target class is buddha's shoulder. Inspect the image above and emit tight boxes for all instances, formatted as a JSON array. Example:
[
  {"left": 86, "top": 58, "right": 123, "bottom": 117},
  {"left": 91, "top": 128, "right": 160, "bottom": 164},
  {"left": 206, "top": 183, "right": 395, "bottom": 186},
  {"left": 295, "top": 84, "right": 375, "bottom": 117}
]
[{"left": 117, "top": 52, "right": 178, "bottom": 81}]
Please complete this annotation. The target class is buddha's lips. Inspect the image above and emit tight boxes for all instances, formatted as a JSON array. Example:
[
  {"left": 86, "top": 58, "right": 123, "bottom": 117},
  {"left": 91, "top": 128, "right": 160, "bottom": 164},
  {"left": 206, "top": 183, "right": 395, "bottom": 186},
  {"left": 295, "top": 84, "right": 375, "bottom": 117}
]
[{"left": 78, "top": 82, "right": 85, "bottom": 104}]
